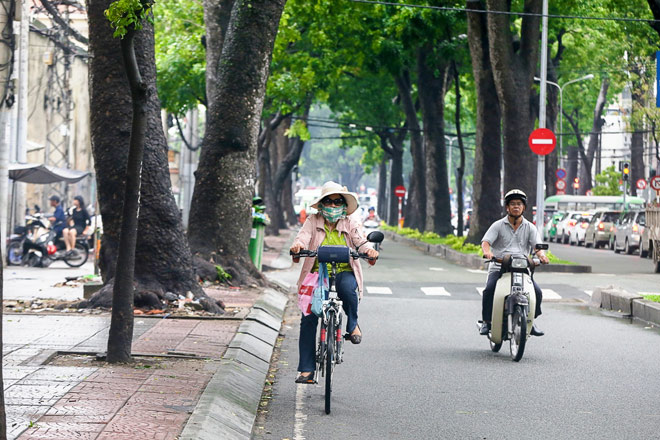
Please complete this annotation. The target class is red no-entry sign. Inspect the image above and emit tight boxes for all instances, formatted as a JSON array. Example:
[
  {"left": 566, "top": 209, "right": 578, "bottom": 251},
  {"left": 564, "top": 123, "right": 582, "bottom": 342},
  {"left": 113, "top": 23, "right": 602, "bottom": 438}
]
[
  {"left": 394, "top": 185, "right": 406, "bottom": 198},
  {"left": 636, "top": 179, "right": 647, "bottom": 190},
  {"left": 528, "top": 128, "right": 556, "bottom": 155}
]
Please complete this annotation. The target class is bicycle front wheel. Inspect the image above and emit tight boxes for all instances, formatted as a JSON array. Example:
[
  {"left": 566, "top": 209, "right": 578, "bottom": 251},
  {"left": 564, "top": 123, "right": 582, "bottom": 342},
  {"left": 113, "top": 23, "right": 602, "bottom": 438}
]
[{"left": 325, "top": 310, "right": 335, "bottom": 414}]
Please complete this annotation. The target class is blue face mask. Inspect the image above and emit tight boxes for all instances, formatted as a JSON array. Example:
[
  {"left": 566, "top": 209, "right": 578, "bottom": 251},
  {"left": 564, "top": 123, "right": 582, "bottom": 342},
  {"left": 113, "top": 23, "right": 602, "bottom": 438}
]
[{"left": 321, "top": 205, "right": 346, "bottom": 223}]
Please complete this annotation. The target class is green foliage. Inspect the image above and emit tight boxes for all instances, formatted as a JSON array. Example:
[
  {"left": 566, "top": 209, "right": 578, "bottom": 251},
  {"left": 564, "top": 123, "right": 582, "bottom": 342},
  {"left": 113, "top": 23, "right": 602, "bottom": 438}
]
[
  {"left": 592, "top": 166, "right": 622, "bottom": 196},
  {"left": 285, "top": 119, "right": 311, "bottom": 141},
  {"left": 215, "top": 265, "right": 232, "bottom": 282},
  {"left": 154, "top": 0, "right": 205, "bottom": 115},
  {"left": 545, "top": 250, "right": 575, "bottom": 265},
  {"left": 105, "top": 0, "right": 153, "bottom": 38},
  {"left": 643, "top": 294, "right": 660, "bottom": 303}
]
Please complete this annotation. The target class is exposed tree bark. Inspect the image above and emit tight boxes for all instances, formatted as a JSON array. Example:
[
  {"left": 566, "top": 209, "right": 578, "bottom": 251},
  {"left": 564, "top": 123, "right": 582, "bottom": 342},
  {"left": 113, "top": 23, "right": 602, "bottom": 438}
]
[
  {"left": 577, "top": 78, "right": 609, "bottom": 194},
  {"left": 377, "top": 156, "right": 388, "bottom": 221},
  {"left": 378, "top": 129, "right": 406, "bottom": 226},
  {"left": 486, "top": 0, "right": 541, "bottom": 220},
  {"left": 188, "top": 0, "right": 286, "bottom": 285},
  {"left": 647, "top": 0, "right": 660, "bottom": 36},
  {"left": 203, "top": 0, "right": 235, "bottom": 109},
  {"left": 466, "top": 0, "right": 502, "bottom": 244},
  {"left": 88, "top": 0, "right": 219, "bottom": 312},
  {"left": 418, "top": 47, "right": 452, "bottom": 236},
  {"left": 257, "top": 111, "right": 286, "bottom": 234},
  {"left": 629, "top": 64, "right": 649, "bottom": 188},
  {"left": 564, "top": 108, "right": 585, "bottom": 194},
  {"left": 395, "top": 71, "right": 425, "bottom": 230},
  {"left": 544, "top": 30, "right": 564, "bottom": 197},
  {"left": 453, "top": 62, "right": 466, "bottom": 237},
  {"left": 106, "top": 26, "right": 148, "bottom": 364}
]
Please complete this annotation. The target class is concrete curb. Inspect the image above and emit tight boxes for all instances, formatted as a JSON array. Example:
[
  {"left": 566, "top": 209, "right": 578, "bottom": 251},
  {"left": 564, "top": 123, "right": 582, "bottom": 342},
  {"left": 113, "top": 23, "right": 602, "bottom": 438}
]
[
  {"left": 591, "top": 286, "right": 660, "bottom": 326},
  {"left": 179, "top": 287, "right": 288, "bottom": 440},
  {"left": 383, "top": 230, "right": 592, "bottom": 273}
]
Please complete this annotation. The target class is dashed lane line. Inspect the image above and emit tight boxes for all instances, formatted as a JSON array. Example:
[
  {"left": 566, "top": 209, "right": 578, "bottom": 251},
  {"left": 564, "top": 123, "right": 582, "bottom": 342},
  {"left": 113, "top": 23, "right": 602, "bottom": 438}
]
[
  {"left": 421, "top": 287, "right": 451, "bottom": 296},
  {"left": 429, "top": 267, "right": 445, "bottom": 271},
  {"left": 476, "top": 287, "right": 484, "bottom": 296},
  {"left": 543, "top": 289, "right": 562, "bottom": 300},
  {"left": 366, "top": 286, "right": 392, "bottom": 295},
  {"left": 467, "top": 269, "right": 487, "bottom": 274}
]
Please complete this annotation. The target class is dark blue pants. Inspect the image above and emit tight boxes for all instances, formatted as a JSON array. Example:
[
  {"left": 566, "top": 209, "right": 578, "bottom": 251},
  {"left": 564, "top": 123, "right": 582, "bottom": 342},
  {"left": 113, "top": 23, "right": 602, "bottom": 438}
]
[
  {"left": 298, "top": 271, "right": 359, "bottom": 373},
  {"left": 481, "top": 271, "right": 543, "bottom": 322}
]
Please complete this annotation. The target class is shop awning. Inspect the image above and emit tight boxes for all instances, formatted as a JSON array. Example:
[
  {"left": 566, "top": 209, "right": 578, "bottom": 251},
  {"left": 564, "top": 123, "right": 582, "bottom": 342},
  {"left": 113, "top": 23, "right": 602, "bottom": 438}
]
[{"left": 8, "top": 163, "right": 91, "bottom": 184}]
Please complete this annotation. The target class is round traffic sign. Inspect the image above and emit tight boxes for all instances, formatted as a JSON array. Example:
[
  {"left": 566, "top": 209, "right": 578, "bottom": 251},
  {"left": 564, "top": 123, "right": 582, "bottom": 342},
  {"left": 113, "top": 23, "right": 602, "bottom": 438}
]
[
  {"left": 528, "top": 128, "right": 556, "bottom": 155},
  {"left": 651, "top": 176, "right": 660, "bottom": 191},
  {"left": 586, "top": 190, "right": 593, "bottom": 196},
  {"left": 636, "top": 179, "right": 647, "bottom": 190},
  {"left": 394, "top": 185, "right": 406, "bottom": 197},
  {"left": 556, "top": 168, "right": 567, "bottom": 180},
  {"left": 555, "top": 180, "right": 567, "bottom": 190}
]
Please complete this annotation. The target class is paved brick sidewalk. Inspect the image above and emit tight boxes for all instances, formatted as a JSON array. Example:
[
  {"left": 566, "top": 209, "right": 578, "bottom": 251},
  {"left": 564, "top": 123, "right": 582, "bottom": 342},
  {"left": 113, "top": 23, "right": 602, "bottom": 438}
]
[{"left": 3, "top": 229, "right": 296, "bottom": 440}]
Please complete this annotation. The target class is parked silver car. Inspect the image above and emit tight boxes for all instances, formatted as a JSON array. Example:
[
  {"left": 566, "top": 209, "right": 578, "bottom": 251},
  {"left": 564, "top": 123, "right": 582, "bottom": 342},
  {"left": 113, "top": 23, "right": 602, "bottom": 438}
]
[{"left": 612, "top": 210, "right": 645, "bottom": 255}]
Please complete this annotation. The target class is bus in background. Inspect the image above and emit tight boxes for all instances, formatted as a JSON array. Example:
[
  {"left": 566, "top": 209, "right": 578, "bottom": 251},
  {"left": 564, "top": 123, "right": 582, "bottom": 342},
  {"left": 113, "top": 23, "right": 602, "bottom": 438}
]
[{"left": 544, "top": 195, "right": 645, "bottom": 213}]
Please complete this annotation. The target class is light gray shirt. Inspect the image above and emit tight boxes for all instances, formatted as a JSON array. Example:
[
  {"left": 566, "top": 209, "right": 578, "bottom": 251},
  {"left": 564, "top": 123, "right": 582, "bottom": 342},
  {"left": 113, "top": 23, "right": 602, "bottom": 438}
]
[{"left": 482, "top": 216, "right": 541, "bottom": 273}]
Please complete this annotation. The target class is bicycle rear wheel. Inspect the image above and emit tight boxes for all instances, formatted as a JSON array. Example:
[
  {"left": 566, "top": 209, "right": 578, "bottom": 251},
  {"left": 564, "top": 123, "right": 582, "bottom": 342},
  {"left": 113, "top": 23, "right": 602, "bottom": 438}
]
[{"left": 325, "top": 310, "right": 335, "bottom": 414}]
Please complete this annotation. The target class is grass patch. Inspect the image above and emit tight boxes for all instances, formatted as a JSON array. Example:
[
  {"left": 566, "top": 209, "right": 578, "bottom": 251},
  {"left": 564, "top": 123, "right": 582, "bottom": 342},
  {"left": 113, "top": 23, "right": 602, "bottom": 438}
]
[
  {"left": 643, "top": 295, "right": 660, "bottom": 303},
  {"left": 381, "top": 222, "right": 576, "bottom": 263}
]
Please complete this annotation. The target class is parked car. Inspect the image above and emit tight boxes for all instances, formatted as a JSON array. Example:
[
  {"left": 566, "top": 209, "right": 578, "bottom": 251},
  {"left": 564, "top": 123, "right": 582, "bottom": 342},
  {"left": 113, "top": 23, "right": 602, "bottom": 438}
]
[
  {"left": 612, "top": 210, "right": 645, "bottom": 255},
  {"left": 556, "top": 211, "right": 582, "bottom": 244},
  {"left": 568, "top": 213, "right": 593, "bottom": 246},
  {"left": 544, "top": 212, "right": 565, "bottom": 242},
  {"left": 584, "top": 209, "right": 621, "bottom": 249}
]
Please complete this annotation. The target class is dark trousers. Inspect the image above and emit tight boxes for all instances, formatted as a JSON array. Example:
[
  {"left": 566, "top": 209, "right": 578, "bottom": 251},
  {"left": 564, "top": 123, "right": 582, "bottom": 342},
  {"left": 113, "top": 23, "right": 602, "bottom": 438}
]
[
  {"left": 482, "top": 271, "right": 542, "bottom": 322},
  {"left": 298, "top": 271, "right": 359, "bottom": 373}
]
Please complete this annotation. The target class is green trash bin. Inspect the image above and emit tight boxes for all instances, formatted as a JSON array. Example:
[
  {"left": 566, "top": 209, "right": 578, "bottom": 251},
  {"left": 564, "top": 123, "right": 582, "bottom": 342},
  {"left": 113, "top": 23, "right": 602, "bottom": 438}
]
[{"left": 249, "top": 200, "right": 269, "bottom": 271}]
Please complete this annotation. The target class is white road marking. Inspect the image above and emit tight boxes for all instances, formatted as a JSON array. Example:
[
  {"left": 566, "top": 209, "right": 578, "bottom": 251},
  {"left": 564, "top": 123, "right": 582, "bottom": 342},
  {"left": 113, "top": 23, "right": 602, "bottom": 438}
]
[
  {"left": 543, "top": 289, "right": 562, "bottom": 300},
  {"left": 476, "top": 287, "right": 484, "bottom": 296},
  {"left": 584, "top": 290, "right": 593, "bottom": 297},
  {"left": 421, "top": 287, "right": 451, "bottom": 296},
  {"left": 595, "top": 274, "right": 616, "bottom": 277},
  {"left": 294, "top": 383, "right": 308, "bottom": 440},
  {"left": 429, "top": 267, "right": 445, "bottom": 271},
  {"left": 366, "top": 286, "right": 392, "bottom": 295},
  {"left": 467, "top": 269, "right": 487, "bottom": 274}
]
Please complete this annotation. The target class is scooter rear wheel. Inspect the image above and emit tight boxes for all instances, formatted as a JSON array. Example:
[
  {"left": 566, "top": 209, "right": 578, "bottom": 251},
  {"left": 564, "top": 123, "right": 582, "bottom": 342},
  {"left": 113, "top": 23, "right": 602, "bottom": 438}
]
[
  {"left": 6, "top": 241, "right": 23, "bottom": 265},
  {"left": 64, "top": 242, "right": 89, "bottom": 268},
  {"left": 510, "top": 305, "right": 527, "bottom": 362}
]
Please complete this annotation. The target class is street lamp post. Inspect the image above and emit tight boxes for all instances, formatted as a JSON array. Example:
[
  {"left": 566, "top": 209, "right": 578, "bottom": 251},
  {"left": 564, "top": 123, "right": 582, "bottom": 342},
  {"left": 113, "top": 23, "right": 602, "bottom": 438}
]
[
  {"left": 445, "top": 135, "right": 456, "bottom": 190},
  {"left": 534, "top": 74, "right": 594, "bottom": 169}
]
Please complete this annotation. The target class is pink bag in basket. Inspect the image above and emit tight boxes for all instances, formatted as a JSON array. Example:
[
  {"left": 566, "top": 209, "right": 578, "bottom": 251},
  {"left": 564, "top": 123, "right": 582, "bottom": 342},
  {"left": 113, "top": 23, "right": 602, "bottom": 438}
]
[{"left": 298, "top": 272, "right": 319, "bottom": 316}]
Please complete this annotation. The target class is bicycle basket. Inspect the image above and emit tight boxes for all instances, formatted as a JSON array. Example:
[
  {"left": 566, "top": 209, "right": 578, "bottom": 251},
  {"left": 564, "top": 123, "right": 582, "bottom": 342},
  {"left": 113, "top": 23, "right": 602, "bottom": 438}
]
[{"left": 317, "top": 245, "right": 350, "bottom": 263}]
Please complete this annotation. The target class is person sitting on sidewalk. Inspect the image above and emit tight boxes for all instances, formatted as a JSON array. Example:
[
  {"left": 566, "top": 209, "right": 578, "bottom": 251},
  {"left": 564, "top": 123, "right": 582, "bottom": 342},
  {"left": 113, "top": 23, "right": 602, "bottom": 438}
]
[{"left": 289, "top": 181, "right": 379, "bottom": 384}]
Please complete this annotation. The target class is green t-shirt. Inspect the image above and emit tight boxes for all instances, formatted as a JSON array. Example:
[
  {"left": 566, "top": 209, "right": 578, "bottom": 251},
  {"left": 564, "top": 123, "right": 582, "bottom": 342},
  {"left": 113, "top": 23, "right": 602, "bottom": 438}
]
[{"left": 312, "top": 223, "right": 353, "bottom": 274}]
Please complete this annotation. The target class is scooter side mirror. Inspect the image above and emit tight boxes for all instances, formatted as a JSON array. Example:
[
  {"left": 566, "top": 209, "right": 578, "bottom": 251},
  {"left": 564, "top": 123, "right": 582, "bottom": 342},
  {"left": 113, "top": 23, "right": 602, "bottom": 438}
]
[
  {"left": 535, "top": 243, "right": 549, "bottom": 250},
  {"left": 367, "top": 231, "right": 384, "bottom": 244}
]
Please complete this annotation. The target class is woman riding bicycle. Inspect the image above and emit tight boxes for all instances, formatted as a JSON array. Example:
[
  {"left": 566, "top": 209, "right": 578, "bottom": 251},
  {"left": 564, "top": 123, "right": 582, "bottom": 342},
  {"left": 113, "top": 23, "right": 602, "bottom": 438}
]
[{"left": 290, "top": 181, "right": 379, "bottom": 384}]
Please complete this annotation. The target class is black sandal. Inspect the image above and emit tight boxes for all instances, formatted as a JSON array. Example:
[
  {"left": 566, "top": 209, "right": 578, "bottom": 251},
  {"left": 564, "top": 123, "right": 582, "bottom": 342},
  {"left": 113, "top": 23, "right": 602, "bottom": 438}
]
[
  {"left": 349, "top": 325, "right": 362, "bottom": 345},
  {"left": 295, "top": 372, "right": 315, "bottom": 384}
]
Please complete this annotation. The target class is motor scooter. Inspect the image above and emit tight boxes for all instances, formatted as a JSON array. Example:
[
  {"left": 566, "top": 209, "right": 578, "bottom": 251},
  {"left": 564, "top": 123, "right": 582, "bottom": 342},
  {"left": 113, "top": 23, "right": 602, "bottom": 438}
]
[
  {"left": 21, "top": 214, "right": 89, "bottom": 268},
  {"left": 479, "top": 243, "right": 548, "bottom": 362}
]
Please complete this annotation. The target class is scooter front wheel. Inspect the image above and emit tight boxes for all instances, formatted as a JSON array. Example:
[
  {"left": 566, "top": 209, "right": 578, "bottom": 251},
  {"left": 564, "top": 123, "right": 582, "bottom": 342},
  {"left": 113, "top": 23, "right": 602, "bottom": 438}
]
[
  {"left": 489, "top": 339, "right": 502, "bottom": 352},
  {"left": 510, "top": 305, "right": 527, "bottom": 362}
]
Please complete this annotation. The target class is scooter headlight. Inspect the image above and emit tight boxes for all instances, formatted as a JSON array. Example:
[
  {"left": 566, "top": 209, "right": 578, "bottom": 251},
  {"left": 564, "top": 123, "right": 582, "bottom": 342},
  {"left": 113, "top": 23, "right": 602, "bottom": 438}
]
[{"left": 511, "top": 257, "right": 529, "bottom": 269}]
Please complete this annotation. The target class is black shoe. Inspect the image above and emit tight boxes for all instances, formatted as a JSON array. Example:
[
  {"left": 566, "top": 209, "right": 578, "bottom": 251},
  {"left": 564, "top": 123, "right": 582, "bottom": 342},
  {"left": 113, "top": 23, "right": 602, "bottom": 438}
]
[
  {"left": 295, "top": 372, "right": 315, "bottom": 384},
  {"left": 479, "top": 322, "right": 491, "bottom": 335},
  {"left": 530, "top": 324, "right": 544, "bottom": 337}
]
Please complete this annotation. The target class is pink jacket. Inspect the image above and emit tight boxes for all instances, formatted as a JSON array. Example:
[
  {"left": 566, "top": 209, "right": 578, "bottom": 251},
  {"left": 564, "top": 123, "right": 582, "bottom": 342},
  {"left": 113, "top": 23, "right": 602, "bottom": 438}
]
[{"left": 293, "top": 213, "right": 370, "bottom": 297}]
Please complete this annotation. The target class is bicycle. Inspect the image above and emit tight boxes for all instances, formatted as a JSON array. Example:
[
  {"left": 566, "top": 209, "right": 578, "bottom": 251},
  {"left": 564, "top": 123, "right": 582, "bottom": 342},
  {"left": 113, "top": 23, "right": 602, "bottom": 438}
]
[{"left": 291, "top": 240, "right": 380, "bottom": 414}]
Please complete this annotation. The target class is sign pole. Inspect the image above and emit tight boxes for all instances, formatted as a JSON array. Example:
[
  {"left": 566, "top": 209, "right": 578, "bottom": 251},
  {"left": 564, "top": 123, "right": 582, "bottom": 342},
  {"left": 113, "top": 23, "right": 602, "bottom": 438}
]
[
  {"left": 397, "top": 197, "right": 403, "bottom": 229},
  {"left": 535, "top": 0, "right": 549, "bottom": 231}
]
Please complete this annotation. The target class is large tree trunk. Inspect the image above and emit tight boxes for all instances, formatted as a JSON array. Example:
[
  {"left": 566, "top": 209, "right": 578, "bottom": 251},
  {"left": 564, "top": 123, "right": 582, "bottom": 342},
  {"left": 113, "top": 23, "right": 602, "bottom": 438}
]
[
  {"left": 453, "top": 63, "right": 467, "bottom": 237},
  {"left": 203, "top": 0, "right": 235, "bottom": 108},
  {"left": 418, "top": 47, "right": 452, "bottom": 236},
  {"left": 188, "top": 0, "right": 286, "bottom": 285},
  {"left": 466, "top": 0, "right": 502, "bottom": 244},
  {"left": 396, "top": 71, "right": 426, "bottom": 230},
  {"left": 486, "top": 0, "right": 541, "bottom": 220},
  {"left": 378, "top": 130, "right": 406, "bottom": 226},
  {"left": 88, "top": 0, "right": 219, "bottom": 312},
  {"left": 578, "top": 78, "right": 609, "bottom": 194},
  {"left": 629, "top": 66, "right": 649, "bottom": 189},
  {"left": 377, "top": 156, "right": 388, "bottom": 221}
]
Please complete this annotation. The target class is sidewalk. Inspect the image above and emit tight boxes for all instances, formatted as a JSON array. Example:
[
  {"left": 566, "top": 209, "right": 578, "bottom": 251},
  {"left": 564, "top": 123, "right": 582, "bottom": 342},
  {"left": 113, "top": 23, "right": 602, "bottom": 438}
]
[{"left": 2, "top": 229, "right": 298, "bottom": 440}]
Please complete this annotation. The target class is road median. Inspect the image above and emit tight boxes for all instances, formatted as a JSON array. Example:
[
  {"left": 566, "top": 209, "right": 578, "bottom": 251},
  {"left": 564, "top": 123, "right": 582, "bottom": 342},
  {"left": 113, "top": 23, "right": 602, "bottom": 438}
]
[{"left": 591, "top": 285, "right": 660, "bottom": 327}]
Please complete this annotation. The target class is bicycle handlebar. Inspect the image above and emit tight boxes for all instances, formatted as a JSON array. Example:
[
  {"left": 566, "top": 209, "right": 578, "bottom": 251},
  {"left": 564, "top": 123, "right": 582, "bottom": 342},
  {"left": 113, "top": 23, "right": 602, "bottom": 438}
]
[{"left": 290, "top": 249, "right": 378, "bottom": 261}]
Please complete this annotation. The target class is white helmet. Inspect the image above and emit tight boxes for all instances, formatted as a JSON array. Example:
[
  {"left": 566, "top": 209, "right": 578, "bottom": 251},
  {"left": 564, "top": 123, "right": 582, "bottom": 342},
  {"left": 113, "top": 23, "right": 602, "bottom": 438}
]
[{"left": 504, "top": 189, "right": 527, "bottom": 206}]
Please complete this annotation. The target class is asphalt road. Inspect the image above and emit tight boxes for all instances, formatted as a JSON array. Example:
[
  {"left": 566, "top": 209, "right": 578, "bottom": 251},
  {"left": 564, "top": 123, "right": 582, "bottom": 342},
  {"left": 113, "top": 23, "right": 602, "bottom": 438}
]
[
  {"left": 548, "top": 240, "right": 656, "bottom": 275},
  {"left": 255, "top": 240, "right": 660, "bottom": 439}
]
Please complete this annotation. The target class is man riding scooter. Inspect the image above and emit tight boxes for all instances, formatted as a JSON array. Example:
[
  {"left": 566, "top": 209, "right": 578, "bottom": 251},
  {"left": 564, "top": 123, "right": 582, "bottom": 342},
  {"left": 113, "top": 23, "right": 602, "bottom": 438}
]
[{"left": 479, "top": 189, "right": 549, "bottom": 336}]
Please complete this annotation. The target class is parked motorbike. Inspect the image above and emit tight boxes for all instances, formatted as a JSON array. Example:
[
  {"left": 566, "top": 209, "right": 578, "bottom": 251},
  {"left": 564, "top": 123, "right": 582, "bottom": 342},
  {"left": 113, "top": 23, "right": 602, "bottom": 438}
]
[
  {"left": 362, "top": 218, "right": 381, "bottom": 251},
  {"left": 479, "top": 243, "right": 548, "bottom": 362},
  {"left": 20, "top": 214, "right": 89, "bottom": 268}
]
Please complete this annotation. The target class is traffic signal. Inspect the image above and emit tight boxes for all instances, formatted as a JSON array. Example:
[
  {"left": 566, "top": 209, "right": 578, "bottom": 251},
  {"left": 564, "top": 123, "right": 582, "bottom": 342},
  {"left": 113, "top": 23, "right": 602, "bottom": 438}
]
[
  {"left": 573, "top": 177, "right": 580, "bottom": 189},
  {"left": 622, "top": 162, "right": 630, "bottom": 181}
]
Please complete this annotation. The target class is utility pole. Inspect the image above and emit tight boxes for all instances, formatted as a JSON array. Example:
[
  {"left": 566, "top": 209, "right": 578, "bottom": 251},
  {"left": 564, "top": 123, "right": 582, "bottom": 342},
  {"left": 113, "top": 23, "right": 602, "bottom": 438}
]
[
  {"left": 535, "top": 0, "right": 549, "bottom": 230},
  {"left": 0, "top": 0, "right": 15, "bottom": 260}
]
